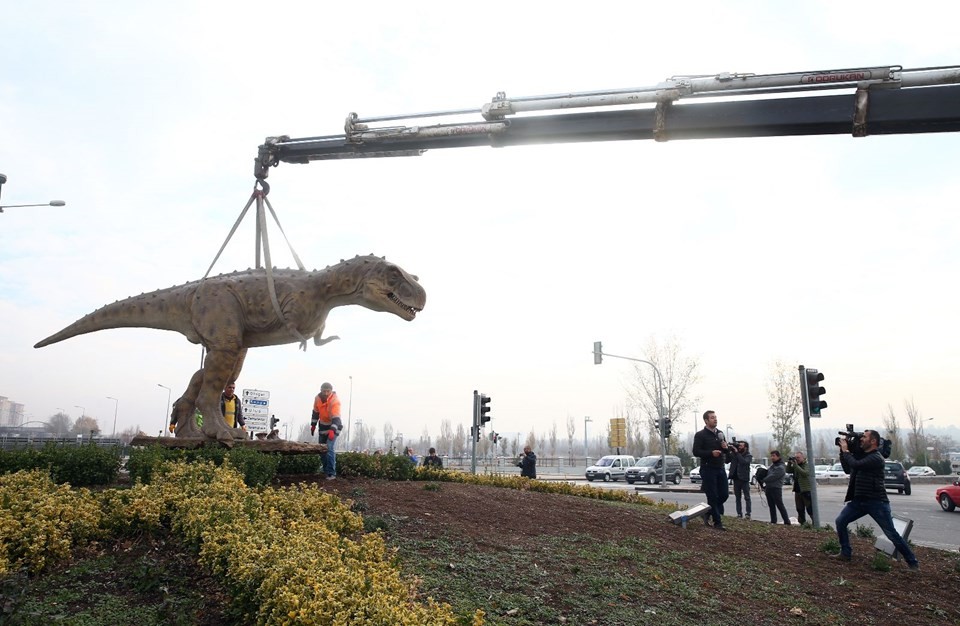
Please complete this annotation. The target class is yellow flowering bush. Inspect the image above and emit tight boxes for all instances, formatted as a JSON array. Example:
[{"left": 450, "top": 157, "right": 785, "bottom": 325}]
[{"left": 0, "top": 469, "right": 103, "bottom": 575}]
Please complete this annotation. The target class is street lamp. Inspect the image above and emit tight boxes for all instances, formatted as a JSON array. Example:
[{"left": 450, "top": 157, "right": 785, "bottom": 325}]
[
  {"left": 75, "top": 405, "right": 85, "bottom": 419},
  {"left": 584, "top": 416, "right": 592, "bottom": 464},
  {"left": 0, "top": 200, "right": 66, "bottom": 212},
  {"left": 106, "top": 397, "right": 119, "bottom": 438},
  {"left": 347, "top": 375, "right": 354, "bottom": 448},
  {"left": 157, "top": 384, "right": 172, "bottom": 436}
]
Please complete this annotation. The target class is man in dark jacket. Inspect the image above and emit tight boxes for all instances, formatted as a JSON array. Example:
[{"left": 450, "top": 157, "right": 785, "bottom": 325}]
[
  {"left": 692, "top": 410, "right": 730, "bottom": 530},
  {"left": 729, "top": 441, "right": 753, "bottom": 519},
  {"left": 518, "top": 446, "right": 537, "bottom": 479},
  {"left": 834, "top": 430, "right": 919, "bottom": 569},
  {"left": 764, "top": 451, "right": 791, "bottom": 525},
  {"left": 423, "top": 447, "right": 443, "bottom": 468}
]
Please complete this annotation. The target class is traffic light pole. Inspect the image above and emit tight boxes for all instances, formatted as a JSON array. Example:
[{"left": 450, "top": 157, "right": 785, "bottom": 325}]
[
  {"left": 471, "top": 390, "right": 479, "bottom": 475},
  {"left": 593, "top": 344, "right": 668, "bottom": 485},
  {"left": 798, "top": 364, "right": 822, "bottom": 528}
]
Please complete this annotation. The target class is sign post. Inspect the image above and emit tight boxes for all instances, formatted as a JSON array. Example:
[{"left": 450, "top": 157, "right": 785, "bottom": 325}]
[{"left": 242, "top": 389, "right": 270, "bottom": 434}]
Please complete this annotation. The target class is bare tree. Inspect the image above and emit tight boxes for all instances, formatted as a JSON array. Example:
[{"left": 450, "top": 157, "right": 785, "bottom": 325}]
[
  {"left": 47, "top": 411, "right": 72, "bottom": 436},
  {"left": 453, "top": 423, "right": 467, "bottom": 457},
  {"left": 418, "top": 426, "right": 431, "bottom": 453},
  {"left": 437, "top": 419, "right": 454, "bottom": 456},
  {"left": 548, "top": 421, "right": 558, "bottom": 457},
  {"left": 525, "top": 429, "right": 537, "bottom": 451},
  {"left": 904, "top": 398, "right": 924, "bottom": 462},
  {"left": 766, "top": 360, "right": 801, "bottom": 452},
  {"left": 626, "top": 334, "right": 701, "bottom": 437},
  {"left": 566, "top": 415, "right": 575, "bottom": 459},
  {"left": 382, "top": 422, "right": 394, "bottom": 452},
  {"left": 881, "top": 404, "right": 905, "bottom": 462},
  {"left": 628, "top": 411, "right": 646, "bottom": 457}
]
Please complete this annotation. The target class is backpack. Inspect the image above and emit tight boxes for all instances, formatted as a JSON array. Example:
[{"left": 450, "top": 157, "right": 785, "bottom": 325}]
[{"left": 754, "top": 466, "right": 769, "bottom": 486}]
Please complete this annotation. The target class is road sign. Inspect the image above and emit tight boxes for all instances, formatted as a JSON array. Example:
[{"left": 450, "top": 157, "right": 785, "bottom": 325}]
[
  {"left": 242, "top": 388, "right": 270, "bottom": 431},
  {"left": 609, "top": 417, "right": 627, "bottom": 448}
]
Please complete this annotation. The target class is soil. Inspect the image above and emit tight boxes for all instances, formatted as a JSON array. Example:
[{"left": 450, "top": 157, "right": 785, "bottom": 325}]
[{"left": 301, "top": 475, "right": 960, "bottom": 626}]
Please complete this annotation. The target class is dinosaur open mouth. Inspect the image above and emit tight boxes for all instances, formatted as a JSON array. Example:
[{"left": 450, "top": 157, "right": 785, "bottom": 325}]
[{"left": 388, "top": 292, "right": 422, "bottom": 317}]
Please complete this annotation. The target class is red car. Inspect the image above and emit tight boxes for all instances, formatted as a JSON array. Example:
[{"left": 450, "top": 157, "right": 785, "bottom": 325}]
[{"left": 936, "top": 479, "right": 960, "bottom": 512}]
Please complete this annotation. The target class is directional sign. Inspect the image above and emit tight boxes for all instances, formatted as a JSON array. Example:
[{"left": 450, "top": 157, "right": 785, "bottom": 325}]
[
  {"left": 242, "top": 388, "right": 270, "bottom": 431},
  {"left": 609, "top": 417, "right": 627, "bottom": 448}
]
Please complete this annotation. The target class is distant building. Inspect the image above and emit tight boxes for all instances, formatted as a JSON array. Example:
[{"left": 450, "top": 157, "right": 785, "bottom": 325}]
[{"left": 0, "top": 396, "right": 25, "bottom": 427}]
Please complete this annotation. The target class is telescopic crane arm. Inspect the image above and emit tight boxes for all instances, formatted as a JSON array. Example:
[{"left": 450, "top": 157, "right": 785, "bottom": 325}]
[{"left": 254, "top": 64, "right": 960, "bottom": 181}]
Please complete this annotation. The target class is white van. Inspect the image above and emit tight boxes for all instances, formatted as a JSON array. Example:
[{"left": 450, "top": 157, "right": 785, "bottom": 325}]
[{"left": 585, "top": 455, "right": 636, "bottom": 482}]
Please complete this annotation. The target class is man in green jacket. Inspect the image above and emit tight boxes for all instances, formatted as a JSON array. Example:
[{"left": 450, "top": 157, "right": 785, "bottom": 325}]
[{"left": 786, "top": 450, "right": 813, "bottom": 525}]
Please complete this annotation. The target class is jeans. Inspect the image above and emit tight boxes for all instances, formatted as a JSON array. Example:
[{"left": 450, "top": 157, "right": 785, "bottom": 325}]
[
  {"left": 835, "top": 499, "right": 918, "bottom": 566},
  {"left": 794, "top": 491, "right": 813, "bottom": 525},
  {"left": 733, "top": 478, "right": 752, "bottom": 516},
  {"left": 701, "top": 465, "right": 729, "bottom": 526},
  {"left": 765, "top": 487, "right": 791, "bottom": 524},
  {"left": 320, "top": 430, "right": 337, "bottom": 476}
]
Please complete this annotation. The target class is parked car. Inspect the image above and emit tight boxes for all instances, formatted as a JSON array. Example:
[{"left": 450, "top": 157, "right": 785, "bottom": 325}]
[
  {"left": 814, "top": 464, "right": 831, "bottom": 479},
  {"left": 907, "top": 465, "right": 936, "bottom": 477},
  {"left": 585, "top": 455, "right": 636, "bottom": 482},
  {"left": 689, "top": 466, "right": 701, "bottom": 483},
  {"left": 626, "top": 455, "right": 683, "bottom": 485},
  {"left": 936, "top": 479, "right": 960, "bottom": 512},
  {"left": 884, "top": 461, "right": 911, "bottom": 495},
  {"left": 824, "top": 463, "right": 847, "bottom": 479}
]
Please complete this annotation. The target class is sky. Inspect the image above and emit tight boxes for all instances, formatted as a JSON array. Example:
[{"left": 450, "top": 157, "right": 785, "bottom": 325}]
[{"left": 2, "top": 1, "right": 959, "bottom": 448}]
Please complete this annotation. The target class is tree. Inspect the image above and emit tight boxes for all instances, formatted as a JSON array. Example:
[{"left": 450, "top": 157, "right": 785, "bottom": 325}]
[
  {"left": 525, "top": 429, "right": 537, "bottom": 451},
  {"left": 46, "top": 411, "right": 72, "bottom": 436},
  {"left": 628, "top": 412, "right": 646, "bottom": 458},
  {"left": 297, "top": 423, "right": 313, "bottom": 442},
  {"left": 438, "top": 419, "right": 454, "bottom": 456},
  {"left": 71, "top": 415, "right": 101, "bottom": 437},
  {"left": 548, "top": 421, "right": 558, "bottom": 457},
  {"left": 766, "top": 360, "right": 801, "bottom": 453},
  {"left": 419, "top": 426, "right": 431, "bottom": 453},
  {"left": 382, "top": 423, "right": 394, "bottom": 452},
  {"left": 904, "top": 398, "right": 925, "bottom": 463},
  {"left": 566, "top": 415, "right": 575, "bottom": 460},
  {"left": 626, "top": 334, "right": 700, "bottom": 438},
  {"left": 881, "top": 404, "right": 905, "bottom": 462},
  {"left": 453, "top": 423, "right": 467, "bottom": 457}
]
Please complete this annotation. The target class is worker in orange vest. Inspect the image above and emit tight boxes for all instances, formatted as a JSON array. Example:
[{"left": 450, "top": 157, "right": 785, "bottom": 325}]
[{"left": 311, "top": 382, "right": 343, "bottom": 479}]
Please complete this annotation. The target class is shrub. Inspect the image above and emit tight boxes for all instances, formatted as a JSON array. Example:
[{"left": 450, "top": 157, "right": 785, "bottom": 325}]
[
  {"left": 126, "top": 445, "right": 278, "bottom": 487},
  {"left": 0, "top": 443, "right": 121, "bottom": 486}
]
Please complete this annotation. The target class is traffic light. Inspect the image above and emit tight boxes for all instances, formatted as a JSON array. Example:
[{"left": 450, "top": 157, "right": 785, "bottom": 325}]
[
  {"left": 804, "top": 368, "right": 827, "bottom": 416},
  {"left": 479, "top": 394, "right": 491, "bottom": 425},
  {"left": 663, "top": 417, "right": 672, "bottom": 438},
  {"left": 270, "top": 415, "right": 280, "bottom": 429},
  {"left": 593, "top": 341, "right": 603, "bottom": 365}
]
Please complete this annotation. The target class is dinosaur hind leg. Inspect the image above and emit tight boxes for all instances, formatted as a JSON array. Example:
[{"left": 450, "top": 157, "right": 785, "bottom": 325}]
[
  {"left": 197, "top": 348, "right": 244, "bottom": 446},
  {"left": 172, "top": 368, "right": 204, "bottom": 438}
]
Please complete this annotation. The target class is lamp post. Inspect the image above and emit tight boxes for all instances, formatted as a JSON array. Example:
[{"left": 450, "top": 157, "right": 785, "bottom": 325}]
[
  {"left": 157, "top": 384, "right": 171, "bottom": 436},
  {"left": 106, "top": 397, "right": 119, "bottom": 438},
  {"left": 0, "top": 200, "right": 66, "bottom": 213},
  {"left": 584, "top": 416, "right": 592, "bottom": 464},
  {"left": 347, "top": 375, "right": 354, "bottom": 448},
  {"left": 74, "top": 405, "right": 85, "bottom": 419}
]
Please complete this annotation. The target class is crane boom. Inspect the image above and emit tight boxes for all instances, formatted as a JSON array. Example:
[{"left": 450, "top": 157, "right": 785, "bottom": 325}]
[{"left": 254, "top": 64, "right": 960, "bottom": 180}]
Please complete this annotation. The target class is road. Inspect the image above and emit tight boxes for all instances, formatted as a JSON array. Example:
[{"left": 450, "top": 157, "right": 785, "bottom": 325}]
[{"left": 584, "top": 480, "right": 959, "bottom": 552}]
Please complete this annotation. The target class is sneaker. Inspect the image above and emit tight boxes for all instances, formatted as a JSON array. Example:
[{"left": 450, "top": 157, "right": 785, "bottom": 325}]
[
  {"left": 736, "top": 514, "right": 743, "bottom": 518},
  {"left": 908, "top": 562, "right": 920, "bottom": 571},
  {"left": 831, "top": 553, "right": 851, "bottom": 562},
  {"left": 714, "top": 524, "right": 727, "bottom": 532},
  {"left": 325, "top": 475, "right": 336, "bottom": 480},
  {"left": 745, "top": 514, "right": 751, "bottom": 520}
]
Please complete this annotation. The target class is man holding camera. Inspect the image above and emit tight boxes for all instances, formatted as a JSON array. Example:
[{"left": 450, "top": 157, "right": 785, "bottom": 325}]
[
  {"left": 692, "top": 410, "right": 730, "bottom": 530},
  {"left": 834, "top": 430, "right": 919, "bottom": 569},
  {"left": 786, "top": 451, "right": 813, "bottom": 525},
  {"left": 728, "top": 441, "right": 753, "bottom": 519}
]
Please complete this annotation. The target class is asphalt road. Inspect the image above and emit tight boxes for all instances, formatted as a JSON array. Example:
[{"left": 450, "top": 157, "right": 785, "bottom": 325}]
[{"left": 590, "top": 480, "right": 959, "bottom": 552}]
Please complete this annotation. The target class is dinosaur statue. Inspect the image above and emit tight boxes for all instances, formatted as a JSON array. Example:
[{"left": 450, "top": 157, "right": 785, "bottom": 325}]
[{"left": 35, "top": 255, "right": 426, "bottom": 445}]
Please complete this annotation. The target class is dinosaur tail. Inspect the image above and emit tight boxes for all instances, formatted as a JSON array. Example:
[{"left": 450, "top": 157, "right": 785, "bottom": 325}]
[{"left": 34, "top": 289, "right": 192, "bottom": 348}]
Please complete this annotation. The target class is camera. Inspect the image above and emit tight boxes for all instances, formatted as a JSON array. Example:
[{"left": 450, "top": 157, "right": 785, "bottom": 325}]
[{"left": 835, "top": 424, "right": 892, "bottom": 459}]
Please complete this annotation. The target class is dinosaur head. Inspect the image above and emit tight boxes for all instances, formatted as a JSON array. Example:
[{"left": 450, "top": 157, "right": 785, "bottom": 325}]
[{"left": 347, "top": 256, "right": 426, "bottom": 321}]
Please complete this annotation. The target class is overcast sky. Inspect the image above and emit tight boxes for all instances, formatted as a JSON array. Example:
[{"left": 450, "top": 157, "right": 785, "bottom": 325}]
[{"left": 2, "top": 1, "right": 958, "bottom": 447}]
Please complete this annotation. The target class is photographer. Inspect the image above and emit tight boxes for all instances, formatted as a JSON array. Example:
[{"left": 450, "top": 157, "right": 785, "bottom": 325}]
[
  {"left": 728, "top": 441, "right": 753, "bottom": 519},
  {"left": 763, "top": 451, "right": 792, "bottom": 525},
  {"left": 518, "top": 445, "right": 537, "bottom": 479},
  {"left": 834, "top": 430, "right": 919, "bottom": 569},
  {"left": 786, "top": 451, "right": 813, "bottom": 525}
]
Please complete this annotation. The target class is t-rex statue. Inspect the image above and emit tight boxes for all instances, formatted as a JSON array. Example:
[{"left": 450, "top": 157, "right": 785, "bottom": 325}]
[{"left": 35, "top": 255, "right": 426, "bottom": 445}]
